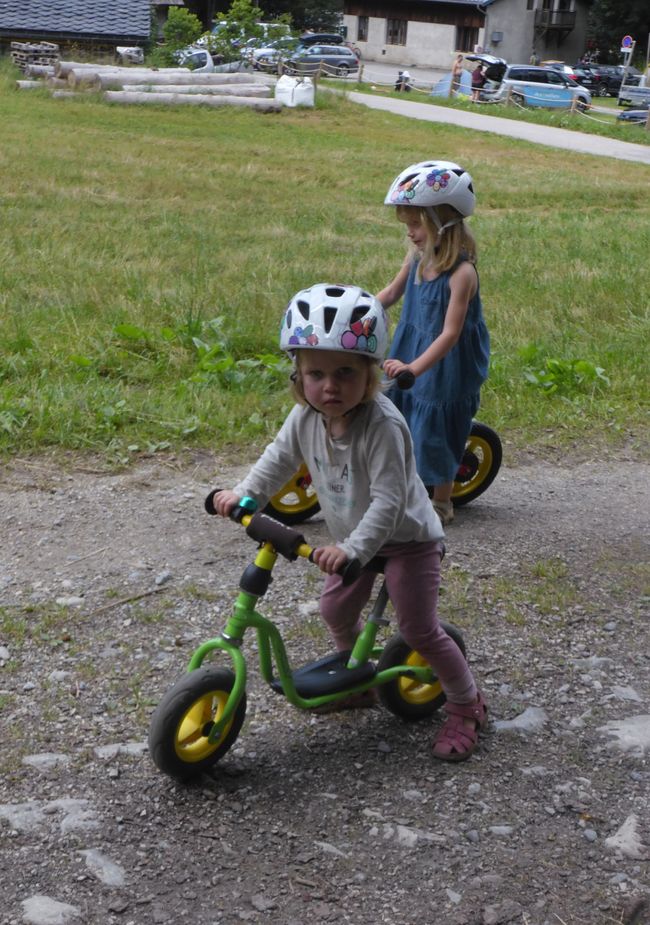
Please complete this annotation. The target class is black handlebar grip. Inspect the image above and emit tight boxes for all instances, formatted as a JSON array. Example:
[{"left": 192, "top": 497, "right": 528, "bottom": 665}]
[
  {"left": 339, "top": 558, "right": 362, "bottom": 586},
  {"left": 396, "top": 369, "right": 415, "bottom": 390},
  {"left": 204, "top": 490, "right": 220, "bottom": 514}
]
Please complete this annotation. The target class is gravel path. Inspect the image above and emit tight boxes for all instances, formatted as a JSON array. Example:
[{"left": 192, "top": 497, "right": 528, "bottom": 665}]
[{"left": 1, "top": 454, "right": 649, "bottom": 925}]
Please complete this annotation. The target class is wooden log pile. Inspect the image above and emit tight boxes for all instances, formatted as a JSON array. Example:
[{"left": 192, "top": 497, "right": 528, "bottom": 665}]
[
  {"left": 15, "top": 59, "right": 283, "bottom": 113},
  {"left": 104, "top": 90, "right": 281, "bottom": 112}
]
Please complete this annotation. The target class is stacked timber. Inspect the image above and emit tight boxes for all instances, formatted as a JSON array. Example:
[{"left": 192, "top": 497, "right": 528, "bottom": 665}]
[
  {"left": 11, "top": 42, "right": 59, "bottom": 72},
  {"left": 104, "top": 91, "right": 281, "bottom": 112},
  {"left": 24, "top": 63, "right": 57, "bottom": 78},
  {"left": 90, "top": 71, "right": 264, "bottom": 90},
  {"left": 122, "top": 83, "right": 271, "bottom": 97},
  {"left": 14, "top": 59, "right": 287, "bottom": 113}
]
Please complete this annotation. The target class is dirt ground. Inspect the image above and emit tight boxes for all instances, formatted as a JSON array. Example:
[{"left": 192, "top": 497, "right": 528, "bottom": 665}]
[{"left": 0, "top": 451, "right": 649, "bottom": 925}]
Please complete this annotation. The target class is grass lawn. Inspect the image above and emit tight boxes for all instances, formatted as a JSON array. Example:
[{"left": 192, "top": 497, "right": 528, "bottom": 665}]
[{"left": 1, "top": 58, "right": 649, "bottom": 466}]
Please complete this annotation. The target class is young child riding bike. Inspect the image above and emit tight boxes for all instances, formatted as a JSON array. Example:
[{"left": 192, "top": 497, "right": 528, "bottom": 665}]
[
  {"left": 213, "top": 283, "right": 488, "bottom": 762},
  {"left": 379, "top": 160, "right": 490, "bottom": 526}
]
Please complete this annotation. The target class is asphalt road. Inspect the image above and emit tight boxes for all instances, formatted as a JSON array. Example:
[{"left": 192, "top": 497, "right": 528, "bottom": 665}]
[{"left": 350, "top": 60, "right": 650, "bottom": 165}]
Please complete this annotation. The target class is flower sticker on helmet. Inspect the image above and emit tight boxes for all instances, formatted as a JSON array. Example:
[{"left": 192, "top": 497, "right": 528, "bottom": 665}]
[
  {"left": 390, "top": 178, "right": 418, "bottom": 204},
  {"left": 288, "top": 325, "right": 319, "bottom": 347},
  {"left": 340, "top": 317, "right": 377, "bottom": 354},
  {"left": 426, "top": 170, "right": 450, "bottom": 191}
]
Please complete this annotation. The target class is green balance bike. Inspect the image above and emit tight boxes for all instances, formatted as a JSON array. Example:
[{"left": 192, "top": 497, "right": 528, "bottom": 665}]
[{"left": 148, "top": 495, "right": 466, "bottom": 783}]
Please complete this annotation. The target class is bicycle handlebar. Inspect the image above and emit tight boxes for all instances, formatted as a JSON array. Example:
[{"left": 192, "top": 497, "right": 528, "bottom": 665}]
[
  {"left": 205, "top": 490, "right": 361, "bottom": 586},
  {"left": 394, "top": 369, "right": 415, "bottom": 390}
]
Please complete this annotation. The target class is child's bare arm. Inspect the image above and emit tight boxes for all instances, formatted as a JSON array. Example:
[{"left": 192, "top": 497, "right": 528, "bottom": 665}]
[
  {"left": 376, "top": 257, "right": 410, "bottom": 309},
  {"left": 387, "top": 262, "right": 477, "bottom": 378}
]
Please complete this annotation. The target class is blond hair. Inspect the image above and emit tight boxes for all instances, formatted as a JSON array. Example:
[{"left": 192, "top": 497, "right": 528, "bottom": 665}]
[
  {"left": 396, "top": 204, "right": 477, "bottom": 277},
  {"left": 290, "top": 350, "right": 382, "bottom": 406}
]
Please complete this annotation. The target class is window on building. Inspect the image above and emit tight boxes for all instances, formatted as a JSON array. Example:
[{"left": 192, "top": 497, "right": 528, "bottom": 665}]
[
  {"left": 357, "top": 16, "right": 368, "bottom": 42},
  {"left": 526, "top": 0, "right": 534, "bottom": 10},
  {"left": 455, "top": 26, "right": 479, "bottom": 52},
  {"left": 386, "top": 19, "right": 407, "bottom": 45}
]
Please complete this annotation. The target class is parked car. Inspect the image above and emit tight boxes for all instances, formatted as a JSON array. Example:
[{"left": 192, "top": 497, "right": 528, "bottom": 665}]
[
  {"left": 541, "top": 61, "right": 601, "bottom": 95},
  {"left": 298, "top": 32, "right": 345, "bottom": 46},
  {"left": 544, "top": 61, "right": 587, "bottom": 84},
  {"left": 246, "top": 36, "right": 297, "bottom": 70},
  {"left": 581, "top": 64, "right": 642, "bottom": 97},
  {"left": 611, "top": 64, "right": 642, "bottom": 85},
  {"left": 174, "top": 46, "right": 221, "bottom": 72},
  {"left": 581, "top": 65, "right": 618, "bottom": 97},
  {"left": 284, "top": 44, "right": 360, "bottom": 77},
  {"left": 573, "top": 66, "right": 599, "bottom": 90},
  {"left": 467, "top": 56, "right": 592, "bottom": 110},
  {"left": 298, "top": 32, "right": 362, "bottom": 58},
  {"left": 196, "top": 20, "right": 290, "bottom": 55}
]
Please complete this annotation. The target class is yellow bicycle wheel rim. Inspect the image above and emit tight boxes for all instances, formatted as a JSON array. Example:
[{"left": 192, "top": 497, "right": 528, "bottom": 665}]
[
  {"left": 398, "top": 652, "right": 443, "bottom": 705},
  {"left": 452, "top": 435, "right": 495, "bottom": 500},
  {"left": 174, "top": 689, "right": 234, "bottom": 763},
  {"left": 269, "top": 463, "right": 318, "bottom": 517}
]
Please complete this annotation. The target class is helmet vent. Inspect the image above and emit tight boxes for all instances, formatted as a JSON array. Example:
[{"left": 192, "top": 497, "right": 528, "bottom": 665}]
[
  {"left": 323, "top": 306, "right": 337, "bottom": 333},
  {"left": 296, "top": 299, "right": 310, "bottom": 321},
  {"left": 325, "top": 286, "right": 345, "bottom": 298},
  {"left": 350, "top": 306, "right": 369, "bottom": 325}
]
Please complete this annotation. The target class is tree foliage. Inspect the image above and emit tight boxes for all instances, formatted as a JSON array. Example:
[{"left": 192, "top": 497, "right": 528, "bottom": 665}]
[
  {"left": 149, "top": 7, "right": 203, "bottom": 66},
  {"left": 259, "top": 1, "right": 343, "bottom": 33},
  {"left": 162, "top": 7, "right": 203, "bottom": 50},
  {"left": 587, "top": 0, "right": 649, "bottom": 64},
  {"left": 201, "top": 0, "right": 294, "bottom": 62}
]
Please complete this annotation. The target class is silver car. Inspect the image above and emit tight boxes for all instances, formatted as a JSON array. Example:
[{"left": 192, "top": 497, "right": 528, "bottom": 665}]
[
  {"left": 467, "top": 55, "right": 592, "bottom": 111},
  {"left": 285, "top": 45, "right": 360, "bottom": 78}
]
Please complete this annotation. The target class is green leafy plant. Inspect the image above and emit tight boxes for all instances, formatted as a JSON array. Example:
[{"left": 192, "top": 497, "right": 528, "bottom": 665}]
[
  {"left": 162, "top": 7, "right": 203, "bottom": 51},
  {"left": 148, "top": 7, "right": 203, "bottom": 66},
  {"left": 520, "top": 344, "right": 610, "bottom": 396},
  {"left": 189, "top": 317, "right": 290, "bottom": 389}
]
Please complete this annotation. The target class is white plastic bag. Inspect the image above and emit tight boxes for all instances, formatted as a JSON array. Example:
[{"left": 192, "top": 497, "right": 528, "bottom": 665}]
[{"left": 274, "top": 75, "right": 315, "bottom": 108}]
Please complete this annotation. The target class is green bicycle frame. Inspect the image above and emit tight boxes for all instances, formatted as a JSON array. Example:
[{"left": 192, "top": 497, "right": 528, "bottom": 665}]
[{"left": 185, "top": 540, "right": 436, "bottom": 742}]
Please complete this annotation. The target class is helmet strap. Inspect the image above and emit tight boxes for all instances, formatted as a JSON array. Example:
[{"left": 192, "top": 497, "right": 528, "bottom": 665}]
[{"left": 425, "top": 207, "right": 462, "bottom": 239}]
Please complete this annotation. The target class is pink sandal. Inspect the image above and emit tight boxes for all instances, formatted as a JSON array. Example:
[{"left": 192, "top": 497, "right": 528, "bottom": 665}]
[{"left": 432, "top": 692, "right": 488, "bottom": 762}]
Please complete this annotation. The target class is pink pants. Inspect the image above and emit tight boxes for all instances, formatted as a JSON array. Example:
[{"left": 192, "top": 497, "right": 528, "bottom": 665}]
[{"left": 320, "top": 541, "right": 477, "bottom": 705}]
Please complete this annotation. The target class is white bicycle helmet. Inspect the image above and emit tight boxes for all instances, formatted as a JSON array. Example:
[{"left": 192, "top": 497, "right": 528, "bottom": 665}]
[
  {"left": 280, "top": 284, "right": 389, "bottom": 360},
  {"left": 384, "top": 160, "right": 475, "bottom": 233}
]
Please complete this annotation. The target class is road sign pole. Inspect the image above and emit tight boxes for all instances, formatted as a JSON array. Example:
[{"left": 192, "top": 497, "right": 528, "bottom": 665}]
[{"left": 620, "top": 39, "right": 636, "bottom": 88}]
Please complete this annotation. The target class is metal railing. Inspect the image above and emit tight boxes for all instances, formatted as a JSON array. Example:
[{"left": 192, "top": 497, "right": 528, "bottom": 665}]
[{"left": 534, "top": 9, "right": 576, "bottom": 30}]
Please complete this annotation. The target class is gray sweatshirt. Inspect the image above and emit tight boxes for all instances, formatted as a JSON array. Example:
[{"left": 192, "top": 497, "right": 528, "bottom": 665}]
[{"left": 233, "top": 392, "right": 443, "bottom": 565}]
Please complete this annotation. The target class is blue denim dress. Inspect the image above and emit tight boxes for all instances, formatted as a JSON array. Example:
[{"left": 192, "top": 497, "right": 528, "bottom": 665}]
[{"left": 389, "top": 259, "right": 490, "bottom": 486}]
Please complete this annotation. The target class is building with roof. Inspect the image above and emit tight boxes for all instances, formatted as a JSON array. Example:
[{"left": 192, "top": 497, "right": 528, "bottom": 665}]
[
  {"left": 343, "top": 0, "right": 486, "bottom": 69},
  {"left": 0, "top": 0, "right": 182, "bottom": 53},
  {"left": 343, "top": 0, "right": 588, "bottom": 69}
]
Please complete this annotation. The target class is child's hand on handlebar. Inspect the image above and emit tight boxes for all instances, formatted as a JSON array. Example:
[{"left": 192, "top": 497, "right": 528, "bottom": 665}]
[
  {"left": 383, "top": 359, "right": 412, "bottom": 379},
  {"left": 313, "top": 545, "right": 348, "bottom": 575},
  {"left": 213, "top": 490, "right": 242, "bottom": 518}
]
